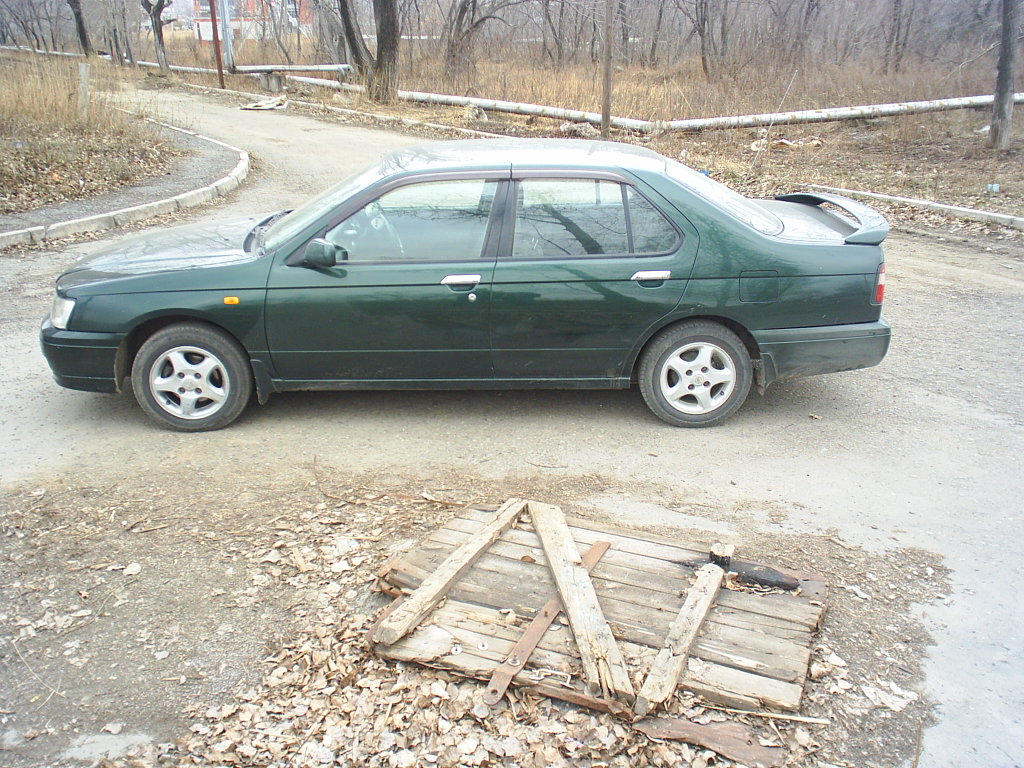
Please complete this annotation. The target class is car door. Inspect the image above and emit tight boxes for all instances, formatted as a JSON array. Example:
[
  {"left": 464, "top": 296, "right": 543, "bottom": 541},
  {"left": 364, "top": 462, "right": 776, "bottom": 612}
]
[
  {"left": 489, "top": 173, "right": 699, "bottom": 381},
  {"left": 264, "top": 175, "right": 504, "bottom": 382}
]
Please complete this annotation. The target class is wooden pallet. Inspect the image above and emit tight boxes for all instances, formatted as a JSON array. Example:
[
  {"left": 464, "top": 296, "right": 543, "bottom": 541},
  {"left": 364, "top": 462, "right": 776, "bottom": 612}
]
[{"left": 369, "top": 499, "right": 826, "bottom": 716}]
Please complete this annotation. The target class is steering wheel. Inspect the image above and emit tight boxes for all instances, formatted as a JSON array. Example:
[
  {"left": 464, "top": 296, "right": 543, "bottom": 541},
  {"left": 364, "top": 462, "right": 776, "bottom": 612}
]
[{"left": 331, "top": 202, "right": 404, "bottom": 259}]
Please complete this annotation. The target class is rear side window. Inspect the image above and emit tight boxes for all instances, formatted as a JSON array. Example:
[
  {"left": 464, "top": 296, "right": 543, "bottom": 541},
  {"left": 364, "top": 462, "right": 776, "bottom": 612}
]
[
  {"left": 627, "top": 187, "right": 679, "bottom": 254},
  {"left": 511, "top": 179, "right": 678, "bottom": 259}
]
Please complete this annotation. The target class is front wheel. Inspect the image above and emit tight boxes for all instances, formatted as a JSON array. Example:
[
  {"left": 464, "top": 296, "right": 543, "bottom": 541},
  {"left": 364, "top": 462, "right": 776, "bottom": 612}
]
[
  {"left": 638, "top": 321, "right": 753, "bottom": 427},
  {"left": 131, "top": 323, "right": 253, "bottom": 432}
]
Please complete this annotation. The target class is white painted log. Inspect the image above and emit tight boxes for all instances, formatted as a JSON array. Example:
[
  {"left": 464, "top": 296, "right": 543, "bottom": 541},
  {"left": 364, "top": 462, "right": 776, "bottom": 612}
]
[
  {"left": 660, "top": 93, "right": 1024, "bottom": 132},
  {"left": 807, "top": 184, "right": 1024, "bottom": 230}
]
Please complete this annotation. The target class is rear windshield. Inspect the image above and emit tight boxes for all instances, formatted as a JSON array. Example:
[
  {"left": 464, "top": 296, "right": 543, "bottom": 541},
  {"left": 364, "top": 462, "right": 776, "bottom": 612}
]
[{"left": 663, "top": 159, "right": 783, "bottom": 236}]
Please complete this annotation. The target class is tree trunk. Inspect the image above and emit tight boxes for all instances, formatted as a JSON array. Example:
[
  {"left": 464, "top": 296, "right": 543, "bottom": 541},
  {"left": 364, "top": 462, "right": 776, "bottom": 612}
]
[
  {"left": 66, "top": 0, "right": 94, "bottom": 56},
  {"left": 646, "top": 1, "right": 664, "bottom": 66},
  {"left": 336, "top": 0, "right": 374, "bottom": 75},
  {"left": 990, "top": 0, "right": 1019, "bottom": 150},
  {"left": 368, "top": 0, "right": 399, "bottom": 102}
]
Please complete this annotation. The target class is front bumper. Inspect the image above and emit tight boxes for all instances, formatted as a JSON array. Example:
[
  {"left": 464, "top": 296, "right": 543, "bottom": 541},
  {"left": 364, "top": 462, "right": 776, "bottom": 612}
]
[
  {"left": 40, "top": 318, "right": 123, "bottom": 393},
  {"left": 753, "top": 319, "right": 891, "bottom": 387}
]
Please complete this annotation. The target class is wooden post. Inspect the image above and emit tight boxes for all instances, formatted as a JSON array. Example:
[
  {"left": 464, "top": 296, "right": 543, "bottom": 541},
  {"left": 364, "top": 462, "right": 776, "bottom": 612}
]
[
  {"left": 990, "top": 0, "right": 1019, "bottom": 150},
  {"left": 370, "top": 498, "right": 528, "bottom": 646},
  {"left": 530, "top": 501, "right": 634, "bottom": 700},
  {"left": 77, "top": 62, "right": 90, "bottom": 120},
  {"left": 600, "top": 0, "right": 614, "bottom": 137},
  {"left": 635, "top": 563, "right": 724, "bottom": 716},
  {"left": 207, "top": 0, "right": 226, "bottom": 89}
]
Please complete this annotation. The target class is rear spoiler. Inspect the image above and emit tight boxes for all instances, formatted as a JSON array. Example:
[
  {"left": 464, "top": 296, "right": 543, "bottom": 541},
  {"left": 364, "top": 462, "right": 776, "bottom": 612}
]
[{"left": 775, "top": 192, "right": 889, "bottom": 245}]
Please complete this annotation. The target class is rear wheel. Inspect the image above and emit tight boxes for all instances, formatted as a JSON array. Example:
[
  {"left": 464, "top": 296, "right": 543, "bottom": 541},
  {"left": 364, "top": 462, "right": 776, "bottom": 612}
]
[
  {"left": 638, "top": 321, "right": 753, "bottom": 427},
  {"left": 131, "top": 323, "right": 252, "bottom": 432}
]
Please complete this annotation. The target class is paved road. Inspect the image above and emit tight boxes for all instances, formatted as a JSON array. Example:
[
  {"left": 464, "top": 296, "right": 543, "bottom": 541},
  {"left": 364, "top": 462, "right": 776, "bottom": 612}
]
[{"left": 2, "top": 88, "right": 1022, "bottom": 767}]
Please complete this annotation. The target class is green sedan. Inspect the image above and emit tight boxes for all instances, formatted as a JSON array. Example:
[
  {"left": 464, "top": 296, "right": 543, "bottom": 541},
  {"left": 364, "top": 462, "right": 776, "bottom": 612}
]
[{"left": 41, "top": 138, "right": 890, "bottom": 431}]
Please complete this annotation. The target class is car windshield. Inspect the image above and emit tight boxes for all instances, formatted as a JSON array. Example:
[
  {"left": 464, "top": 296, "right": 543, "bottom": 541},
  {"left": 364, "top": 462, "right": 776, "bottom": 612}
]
[
  {"left": 263, "top": 163, "right": 387, "bottom": 249},
  {"left": 663, "top": 159, "right": 783, "bottom": 236}
]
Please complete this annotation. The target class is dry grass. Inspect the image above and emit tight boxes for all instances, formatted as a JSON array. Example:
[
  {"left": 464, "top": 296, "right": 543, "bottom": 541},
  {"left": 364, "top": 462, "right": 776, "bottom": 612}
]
[{"left": 0, "top": 54, "right": 175, "bottom": 215}]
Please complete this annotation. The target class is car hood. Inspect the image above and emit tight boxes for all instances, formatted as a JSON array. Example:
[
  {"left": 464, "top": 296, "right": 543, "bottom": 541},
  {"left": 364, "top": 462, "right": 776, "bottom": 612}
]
[{"left": 58, "top": 216, "right": 264, "bottom": 291}]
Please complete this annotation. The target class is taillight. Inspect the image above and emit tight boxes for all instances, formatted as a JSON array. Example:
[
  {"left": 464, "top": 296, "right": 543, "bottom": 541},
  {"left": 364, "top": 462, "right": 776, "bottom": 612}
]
[{"left": 873, "top": 264, "right": 886, "bottom": 304}]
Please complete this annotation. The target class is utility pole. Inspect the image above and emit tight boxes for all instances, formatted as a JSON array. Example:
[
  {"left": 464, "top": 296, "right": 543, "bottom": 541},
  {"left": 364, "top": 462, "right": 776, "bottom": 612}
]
[
  {"left": 600, "top": 0, "right": 613, "bottom": 137},
  {"left": 208, "top": 0, "right": 226, "bottom": 88},
  {"left": 217, "top": 0, "right": 235, "bottom": 73}
]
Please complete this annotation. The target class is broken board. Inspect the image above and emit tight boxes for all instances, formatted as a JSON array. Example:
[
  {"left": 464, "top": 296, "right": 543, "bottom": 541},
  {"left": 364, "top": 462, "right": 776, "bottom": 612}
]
[{"left": 371, "top": 501, "right": 827, "bottom": 715}]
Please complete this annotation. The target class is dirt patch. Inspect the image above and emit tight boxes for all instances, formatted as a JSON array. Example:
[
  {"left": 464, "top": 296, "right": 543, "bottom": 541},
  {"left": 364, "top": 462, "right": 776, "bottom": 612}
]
[{"left": 0, "top": 463, "right": 948, "bottom": 768}]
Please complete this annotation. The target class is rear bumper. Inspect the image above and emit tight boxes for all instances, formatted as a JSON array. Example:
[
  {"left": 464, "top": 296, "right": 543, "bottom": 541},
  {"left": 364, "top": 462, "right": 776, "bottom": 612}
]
[
  {"left": 40, "top": 318, "right": 123, "bottom": 394},
  {"left": 753, "top": 319, "right": 891, "bottom": 387}
]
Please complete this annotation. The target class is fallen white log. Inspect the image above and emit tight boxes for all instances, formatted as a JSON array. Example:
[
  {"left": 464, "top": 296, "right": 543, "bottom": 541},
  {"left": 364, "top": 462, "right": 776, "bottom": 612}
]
[
  {"left": 807, "top": 184, "right": 1024, "bottom": 230},
  {"left": 233, "top": 64, "right": 352, "bottom": 74},
  {"left": 660, "top": 94, "right": 1024, "bottom": 132},
  {"left": 285, "top": 74, "right": 651, "bottom": 131}
]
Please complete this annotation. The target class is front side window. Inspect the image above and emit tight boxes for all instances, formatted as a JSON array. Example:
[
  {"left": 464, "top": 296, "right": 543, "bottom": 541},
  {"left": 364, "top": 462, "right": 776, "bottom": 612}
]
[
  {"left": 325, "top": 179, "right": 496, "bottom": 262},
  {"left": 512, "top": 179, "right": 679, "bottom": 259}
]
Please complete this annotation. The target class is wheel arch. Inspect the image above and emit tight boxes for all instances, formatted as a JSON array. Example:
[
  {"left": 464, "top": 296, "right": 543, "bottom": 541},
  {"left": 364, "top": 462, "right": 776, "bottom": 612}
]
[
  {"left": 115, "top": 316, "right": 264, "bottom": 399},
  {"left": 627, "top": 315, "right": 763, "bottom": 384}
]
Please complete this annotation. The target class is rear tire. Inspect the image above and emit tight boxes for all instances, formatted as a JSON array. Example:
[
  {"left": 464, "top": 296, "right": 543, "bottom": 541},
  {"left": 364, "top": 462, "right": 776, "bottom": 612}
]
[
  {"left": 638, "top": 321, "right": 752, "bottom": 427},
  {"left": 131, "top": 323, "right": 252, "bottom": 432}
]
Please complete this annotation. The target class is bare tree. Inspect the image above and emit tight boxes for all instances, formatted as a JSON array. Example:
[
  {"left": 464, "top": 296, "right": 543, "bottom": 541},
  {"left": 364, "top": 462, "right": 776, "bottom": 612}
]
[
  {"left": 882, "top": 0, "right": 917, "bottom": 74},
  {"left": 369, "top": 0, "right": 400, "bottom": 101},
  {"left": 140, "top": 0, "right": 170, "bottom": 73},
  {"left": 66, "top": 0, "right": 93, "bottom": 55},
  {"left": 441, "top": 0, "right": 531, "bottom": 86},
  {"left": 990, "top": 0, "right": 1019, "bottom": 149},
  {"left": 333, "top": 0, "right": 401, "bottom": 102}
]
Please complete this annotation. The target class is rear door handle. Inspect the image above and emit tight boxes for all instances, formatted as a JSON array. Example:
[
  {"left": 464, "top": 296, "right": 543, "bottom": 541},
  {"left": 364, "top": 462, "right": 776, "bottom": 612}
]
[
  {"left": 631, "top": 270, "right": 671, "bottom": 282},
  {"left": 440, "top": 274, "right": 482, "bottom": 288}
]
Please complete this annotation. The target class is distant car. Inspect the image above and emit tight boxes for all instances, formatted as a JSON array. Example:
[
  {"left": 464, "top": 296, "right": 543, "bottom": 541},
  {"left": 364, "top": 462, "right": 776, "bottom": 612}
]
[{"left": 41, "top": 138, "right": 890, "bottom": 431}]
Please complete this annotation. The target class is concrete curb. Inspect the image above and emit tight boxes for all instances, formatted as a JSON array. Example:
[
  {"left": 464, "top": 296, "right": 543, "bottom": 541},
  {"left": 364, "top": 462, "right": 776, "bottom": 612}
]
[
  {"left": 807, "top": 184, "right": 1024, "bottom": 230},
  {"left": 0, "top": 118, "right": 249, "bottom": 251}
]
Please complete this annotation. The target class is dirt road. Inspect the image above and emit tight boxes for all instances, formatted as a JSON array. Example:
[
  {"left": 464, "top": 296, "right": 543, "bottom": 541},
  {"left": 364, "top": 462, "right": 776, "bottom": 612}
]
[{"left": 2, "top": 87, "right": 1022, "bottom": 768}]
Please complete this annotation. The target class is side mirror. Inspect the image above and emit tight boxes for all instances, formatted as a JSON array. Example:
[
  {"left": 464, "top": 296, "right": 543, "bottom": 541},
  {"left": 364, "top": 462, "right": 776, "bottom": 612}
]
[{"left": 301, "top": 238, "right": 347, "bottom": 268}]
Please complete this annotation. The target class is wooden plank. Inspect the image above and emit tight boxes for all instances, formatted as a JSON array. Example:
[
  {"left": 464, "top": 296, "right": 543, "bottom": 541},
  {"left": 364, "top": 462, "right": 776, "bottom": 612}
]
[
  {"left": 483, "top": 541, "right": 611, "bottom": 705},
  {"left": 460, "top": 510, "right": 826, "bottom": 617},
  {"left": 636, "top": 563, "right": 724, "bottom": 716},
  {"left": 370, "top": 498, "right": 527, "bottom": 646},
  {"left": 684, "top": 657, "right": 803, "bottom": 711},
  {"left": 460, "top": 507, "right": 710, "bottom": 563},
  {"left": 387, "top": 554, "right": 813, "bottom": 673},
  {"left": 418, "top": 520, "right": 822, "bottom": 629},
  {"left": 529, "top": 501, "right": 635, "bottom": 700},
  {"left": 381, "top": 597, "right": 803, "bottom": 714},
  {"left": 399, "top": 528, "right": 816, "bottom": 633}
]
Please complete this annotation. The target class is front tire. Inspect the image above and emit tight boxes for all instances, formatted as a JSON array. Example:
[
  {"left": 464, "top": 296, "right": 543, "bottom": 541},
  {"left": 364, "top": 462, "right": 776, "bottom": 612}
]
[
  {"left": 131, "top": 323, "right": 253, "bottom": 432},
  {"left": 638, "top": 321, "right": 753, "bottom": 427}
]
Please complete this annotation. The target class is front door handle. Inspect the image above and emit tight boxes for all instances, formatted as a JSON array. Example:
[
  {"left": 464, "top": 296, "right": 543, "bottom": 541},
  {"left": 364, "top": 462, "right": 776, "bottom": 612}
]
[
  {"left": 631, "top": 270, "right": 672, "bottom": 282},
  {"left": 440, "top": 274, "right": 482, "bottom": 290}
]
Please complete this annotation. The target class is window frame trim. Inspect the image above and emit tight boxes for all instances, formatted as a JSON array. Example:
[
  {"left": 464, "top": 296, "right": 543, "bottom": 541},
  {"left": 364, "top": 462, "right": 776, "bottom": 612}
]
[{"left": 286, "top": 170, "right": 510, "bottom": 267}]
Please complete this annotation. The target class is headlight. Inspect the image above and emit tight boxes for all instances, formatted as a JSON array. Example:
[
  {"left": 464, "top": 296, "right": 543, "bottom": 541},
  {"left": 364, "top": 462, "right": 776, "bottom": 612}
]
[{"left": 50, "top": 294, "right": 76, "bottom": 330}]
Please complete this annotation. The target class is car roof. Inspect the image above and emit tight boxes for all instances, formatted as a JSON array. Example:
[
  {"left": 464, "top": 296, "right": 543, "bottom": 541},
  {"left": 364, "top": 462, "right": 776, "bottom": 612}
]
[{"left": 377, "top": 138, "right": 671, "bottom": 175}]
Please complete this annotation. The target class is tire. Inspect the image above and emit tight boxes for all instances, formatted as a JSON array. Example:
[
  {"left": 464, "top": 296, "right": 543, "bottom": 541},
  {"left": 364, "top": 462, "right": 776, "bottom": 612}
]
[
  {"left": 131, "top": 323, "right": 253, "bottom": 432},
  {"left": 638, "top": 320, "right": 753, "bottom": 427}
]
